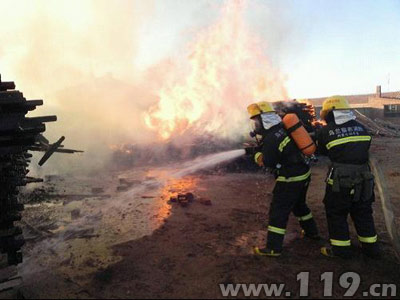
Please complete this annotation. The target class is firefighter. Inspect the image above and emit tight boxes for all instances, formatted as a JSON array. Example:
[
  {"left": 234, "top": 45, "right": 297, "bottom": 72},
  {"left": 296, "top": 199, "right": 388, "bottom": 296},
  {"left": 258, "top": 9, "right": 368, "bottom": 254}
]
[
  {"left": 247, "top": 101, "right": 319, "bottom": 257},
  {"left": 317, "top": 96, "right": 380, "bottom": 259}
]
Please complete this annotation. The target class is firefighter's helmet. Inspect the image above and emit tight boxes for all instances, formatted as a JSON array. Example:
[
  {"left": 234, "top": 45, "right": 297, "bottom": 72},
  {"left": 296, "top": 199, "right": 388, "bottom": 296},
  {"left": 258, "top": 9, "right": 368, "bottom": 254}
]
[
  {"left": 247, "top": 101, "right": 275, "bottom": 118},
  {"left": 257, "top": 101, "right": 275, "bottom": 113},
  {"left": 320, "top": 96, "right": 351, "bottom": 120}
]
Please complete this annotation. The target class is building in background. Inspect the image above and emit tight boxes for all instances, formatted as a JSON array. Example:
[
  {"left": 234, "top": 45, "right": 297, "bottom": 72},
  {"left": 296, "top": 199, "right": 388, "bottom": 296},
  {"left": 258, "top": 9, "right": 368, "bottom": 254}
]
[{"left": 309, "top": 86, "right": 400, "bottom": 119}]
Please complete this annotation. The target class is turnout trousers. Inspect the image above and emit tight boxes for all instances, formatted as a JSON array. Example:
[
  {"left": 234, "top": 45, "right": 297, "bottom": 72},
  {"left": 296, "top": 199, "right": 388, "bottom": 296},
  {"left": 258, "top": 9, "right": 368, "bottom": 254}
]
[
  {"left": 323, "top": 184, "right": 379, "bottom": 256},
  {"left": 266, "top": 177, "right": 318, "bottom": 252}
]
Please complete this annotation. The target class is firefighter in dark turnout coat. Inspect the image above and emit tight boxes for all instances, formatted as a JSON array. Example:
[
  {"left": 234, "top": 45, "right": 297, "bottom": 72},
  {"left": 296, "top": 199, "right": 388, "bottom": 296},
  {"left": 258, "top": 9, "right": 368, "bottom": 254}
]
[
  {"left": 248, "top": 102, "right": 319, "bottom": 257},
  {"left": 317, "top": 96, "right": 380, "bottom": 258}
]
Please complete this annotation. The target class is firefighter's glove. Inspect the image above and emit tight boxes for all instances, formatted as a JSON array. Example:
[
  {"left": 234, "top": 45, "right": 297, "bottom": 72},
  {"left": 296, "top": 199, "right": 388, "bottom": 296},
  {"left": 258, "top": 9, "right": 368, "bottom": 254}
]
[
  {"left": 245, "top": 144, "right": 263, "bottom": 156},
  {"left": 254, "top": 152, "right": 264, "bottom": 167}
]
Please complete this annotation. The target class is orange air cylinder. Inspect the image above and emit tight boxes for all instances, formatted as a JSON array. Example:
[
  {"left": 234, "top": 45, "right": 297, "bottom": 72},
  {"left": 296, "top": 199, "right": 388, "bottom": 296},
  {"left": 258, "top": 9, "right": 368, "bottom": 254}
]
[{"left": 282, "top": 113, "right": 316, "bottom": 156}]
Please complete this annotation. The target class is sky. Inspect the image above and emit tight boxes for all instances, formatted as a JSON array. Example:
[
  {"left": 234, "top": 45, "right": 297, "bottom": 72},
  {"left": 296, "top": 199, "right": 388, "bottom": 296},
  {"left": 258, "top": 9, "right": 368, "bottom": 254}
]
[
  {"left": 278, "top": 0, "right": 400, "bottom": 98},
  {"left": 134, "top": 0, "right": 400, "bottom": 98}
]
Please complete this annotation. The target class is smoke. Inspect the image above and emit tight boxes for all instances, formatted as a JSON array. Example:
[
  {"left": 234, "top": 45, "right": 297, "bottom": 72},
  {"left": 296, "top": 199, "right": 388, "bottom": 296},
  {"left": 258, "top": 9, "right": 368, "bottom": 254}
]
[
  {"left": 0, "top": 0, "right": 157, "bottom": 173},
  {"left": 0, "top": 0, "right": 288, "bottom": 174},
  {"left": 0, "top": 0, "right": 153, "bottom": 91}
]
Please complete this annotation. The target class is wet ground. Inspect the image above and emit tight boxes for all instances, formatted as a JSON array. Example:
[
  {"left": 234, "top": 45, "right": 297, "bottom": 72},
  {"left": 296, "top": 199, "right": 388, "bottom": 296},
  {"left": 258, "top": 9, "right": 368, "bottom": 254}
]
[{"left": 16, "top": 137, "right": 400, "bottom": 299}]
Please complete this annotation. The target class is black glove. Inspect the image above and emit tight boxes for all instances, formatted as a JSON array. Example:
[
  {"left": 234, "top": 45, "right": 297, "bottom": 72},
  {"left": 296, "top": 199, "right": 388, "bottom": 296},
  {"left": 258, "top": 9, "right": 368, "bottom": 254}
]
[{"left": 244, "top": 144, "right": 263, "bottom": 156}]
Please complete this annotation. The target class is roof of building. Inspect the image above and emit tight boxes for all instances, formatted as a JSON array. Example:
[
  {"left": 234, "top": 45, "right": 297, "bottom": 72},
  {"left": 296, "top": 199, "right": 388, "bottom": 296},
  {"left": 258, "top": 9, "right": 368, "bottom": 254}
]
[{"left": 307, "top": 91, "right": 400, "bottom": 106}]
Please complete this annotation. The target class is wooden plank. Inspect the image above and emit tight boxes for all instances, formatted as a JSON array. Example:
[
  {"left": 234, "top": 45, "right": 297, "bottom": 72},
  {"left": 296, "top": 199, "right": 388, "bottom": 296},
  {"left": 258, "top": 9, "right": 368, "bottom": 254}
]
[
  {"left": 0, "top": 266, "right": 17, "bottom": 283},
  {"left": 0, "top": 277, "right": 22, "bottom": 292},
  {"left": 0, "top": 91, "right": 24, "bottom": 101},
  {"left": 0, "top": 81, "right": 16, "bottom": 91}
]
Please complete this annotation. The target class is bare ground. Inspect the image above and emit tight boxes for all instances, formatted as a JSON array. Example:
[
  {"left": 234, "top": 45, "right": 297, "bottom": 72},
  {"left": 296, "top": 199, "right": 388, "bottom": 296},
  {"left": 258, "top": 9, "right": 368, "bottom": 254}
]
[{"left": 17, "top": 137, "right": 400, "bottom": 299}]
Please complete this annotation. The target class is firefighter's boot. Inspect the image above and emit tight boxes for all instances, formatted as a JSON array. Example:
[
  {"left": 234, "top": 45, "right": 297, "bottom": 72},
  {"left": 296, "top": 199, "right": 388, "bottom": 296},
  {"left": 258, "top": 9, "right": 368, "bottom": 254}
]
[{"left": 253, "top": 246, "right": 281, "bottom": 257}]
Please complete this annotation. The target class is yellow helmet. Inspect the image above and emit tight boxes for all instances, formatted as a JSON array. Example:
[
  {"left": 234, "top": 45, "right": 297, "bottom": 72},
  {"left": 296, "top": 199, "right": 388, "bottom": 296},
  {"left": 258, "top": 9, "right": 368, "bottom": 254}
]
[
  {"left": 320, "top": 96, "right": 350, "bottom": 120},
  {"left": 247, "top": 101, "right": 275, "bottom": 118},
  {"left": 247, "top": 103, "right": 262, "bottom": 118},
  {"left": 257, "top": 101, "right": 275, "bottom": 113}
]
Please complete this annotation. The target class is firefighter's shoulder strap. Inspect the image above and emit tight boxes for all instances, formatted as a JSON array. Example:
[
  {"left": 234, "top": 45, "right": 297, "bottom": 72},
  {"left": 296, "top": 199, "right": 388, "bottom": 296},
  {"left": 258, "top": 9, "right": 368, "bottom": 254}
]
[{"left": 278, "top": 133, "right": 307, "bottom": 166}]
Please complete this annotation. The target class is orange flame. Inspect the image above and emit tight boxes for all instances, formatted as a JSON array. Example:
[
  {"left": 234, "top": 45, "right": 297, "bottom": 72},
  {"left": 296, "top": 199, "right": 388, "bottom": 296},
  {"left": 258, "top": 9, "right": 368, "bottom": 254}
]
[
  {"left": 160, "top": 176, "right": 198, "bottom": 201},
  {"left": 144, "top": 0, "right": 287, "bottom": 140}
]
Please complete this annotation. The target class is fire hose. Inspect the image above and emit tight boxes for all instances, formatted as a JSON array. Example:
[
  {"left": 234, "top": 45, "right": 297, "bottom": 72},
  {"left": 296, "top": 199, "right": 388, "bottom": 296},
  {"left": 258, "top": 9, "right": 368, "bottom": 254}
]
[{"left": 370, "top": 156, "right": 400, "bottom": 261}]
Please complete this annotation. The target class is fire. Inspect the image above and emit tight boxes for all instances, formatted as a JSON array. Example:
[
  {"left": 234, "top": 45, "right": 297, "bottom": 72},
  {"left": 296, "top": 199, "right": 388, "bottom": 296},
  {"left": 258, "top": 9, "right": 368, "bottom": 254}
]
[
  {"left": 160, "top": 176, "right": 198, "bottom": 202},
  {"left": 144, "top": 0, "right": 287, "bottom": 140}
]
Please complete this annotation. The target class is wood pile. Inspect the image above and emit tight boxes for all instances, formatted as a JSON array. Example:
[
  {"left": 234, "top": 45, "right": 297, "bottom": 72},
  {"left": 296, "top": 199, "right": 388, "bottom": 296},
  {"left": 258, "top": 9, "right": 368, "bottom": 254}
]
[{"left": 354, "top": 110, "right": 400, "bottom": 137}]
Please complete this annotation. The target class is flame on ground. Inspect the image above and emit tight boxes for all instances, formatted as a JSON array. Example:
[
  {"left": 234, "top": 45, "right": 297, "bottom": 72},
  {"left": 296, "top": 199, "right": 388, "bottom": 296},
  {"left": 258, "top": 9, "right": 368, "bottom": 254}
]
[
  {"left": 144, "top": 0, "right": 287, "bottom": 141},
  {"left": 160, "top": 176, "right": 198, "bottom": 202}
]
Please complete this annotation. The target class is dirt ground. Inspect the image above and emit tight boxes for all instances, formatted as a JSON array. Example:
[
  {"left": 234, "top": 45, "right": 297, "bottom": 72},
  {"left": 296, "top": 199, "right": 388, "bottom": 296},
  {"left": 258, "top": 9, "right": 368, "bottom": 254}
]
[{"left": 16, "top": 137, "right": 400, "bottom": 299}]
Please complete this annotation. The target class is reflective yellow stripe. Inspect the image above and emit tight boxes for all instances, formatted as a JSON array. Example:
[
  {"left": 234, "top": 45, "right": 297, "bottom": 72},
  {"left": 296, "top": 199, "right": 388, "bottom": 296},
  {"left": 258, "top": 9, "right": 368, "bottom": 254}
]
[
  {"left": 254, "top": 152, "right": 263, "bottom": 164},
  {"left": 298, "top": 212, "right": 313, "bottom": 222},
  {"left": 326, "top": 135, "right": 371, "bottom": 150},
  {"left": 358, "top": 235, "right": 377, "bottom": 243},
  {"left": 277, "top": 170, "right": 311, "bottom": 182},
  {"left": 278, "top": 136, "right": 291, "bottom": 152},
  {"left": 330, "top": 239, "right": 351, "bottom": 246},
  {"left": 268, "top": 225, "right": 286, "bottom": 235}
]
